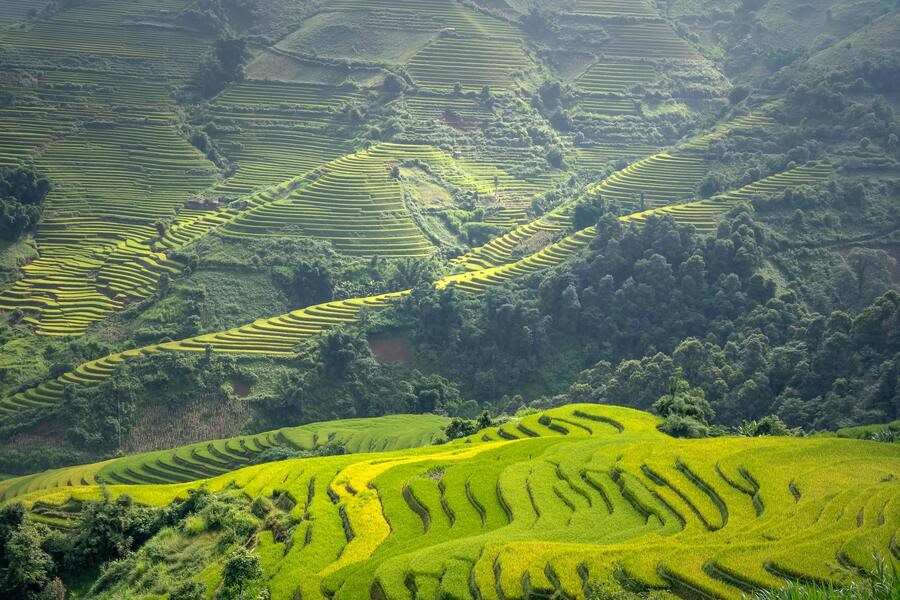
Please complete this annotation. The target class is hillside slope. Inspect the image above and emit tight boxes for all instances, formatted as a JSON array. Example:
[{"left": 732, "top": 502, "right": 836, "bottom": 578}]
[{"left": 5, "top": 404, "right": 898, "bottom": 599}]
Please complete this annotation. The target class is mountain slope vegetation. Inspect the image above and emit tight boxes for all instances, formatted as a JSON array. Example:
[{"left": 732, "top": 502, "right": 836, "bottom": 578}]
[{"left": 0, "top": 0, "right": 897, "bottom": 597}]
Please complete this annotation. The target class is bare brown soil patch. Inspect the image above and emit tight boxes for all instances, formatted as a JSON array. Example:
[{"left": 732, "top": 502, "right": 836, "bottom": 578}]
[{"left": 369, "top": 335, "right": 413, "bottom": 364}]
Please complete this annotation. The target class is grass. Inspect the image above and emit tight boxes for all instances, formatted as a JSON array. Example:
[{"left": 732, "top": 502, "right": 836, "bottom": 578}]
[
  {"left": 754, "top": 558, "right": 900, "bottom": 599},
  {"left": 4, "top": 404, "right": 898, "bottom": 600}
]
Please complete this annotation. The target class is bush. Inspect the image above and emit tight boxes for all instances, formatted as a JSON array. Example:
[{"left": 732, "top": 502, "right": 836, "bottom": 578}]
[
  {"left": 754, "top": 556, "right": 900, "bottom": 599},
  {"left": 181, "top": 516, "right": 206, "bottom": 536},
  {"left": 194, "top": 37, "right": 250, "bottom": 98},
  {"left": 0, "top": 167, "right": 50, "bottom": 241},
  {"left": 171, "top": 580, "right": 205, "bottom": 600},
  {"left": 221, "top": 548, "right": 267, "bottom": 599}
]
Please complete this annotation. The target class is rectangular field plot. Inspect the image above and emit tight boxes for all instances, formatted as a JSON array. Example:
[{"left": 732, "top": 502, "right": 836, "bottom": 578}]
[
  {"left": 602, "top": 22, "right": 701, "bottom": 60},
  {"left": 326, "top": 0, "right": 520, "bottom": 38},
  {"left": 0, "top": 0, "right": 48, "bottom": 23},
  {"left": 0, "top": 21, "right": 209, "bottom": 77},
  {"left": 35, "top": 124, "right": 216, "bottom": 223},
  {"left": 575, "top": 144, "right": 658, "bottom": 169},
  {"left": 404, "top": 95, "right": 494, "bottom": 125},
  {"left": 37, "top": 70, "right": 175, "bottom": 107},
  {"left": 212, "top": 128, "right": 351, "bottom": 195},
  {"left": 0, "top": 110, "right": 72, "bottom": 168},
  {"left": 571, "top": 0, "right": 660, "bottom": 18},
  {"left": 577, "top": 96, "right": 638, "bottom": 116},
  {"left": 576, "top": 61, "right": 657, "bottom": 94},
  {"left": 39, "top": 0, "right": 189, "bottom": 25},
  {"left": 407, "top": 36, "right": 532, "bottom": 91},
  {"left": 213, "top": 81, "right": 362, "bottom": 112},
  {"left": 223, "top": 148, "right": 433, "bottom": 257}
]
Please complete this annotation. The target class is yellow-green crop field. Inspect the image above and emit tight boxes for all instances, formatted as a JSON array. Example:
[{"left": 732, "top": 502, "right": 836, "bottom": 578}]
[{"left": 4, "top": 404, "right": 897, "bottom": 599}]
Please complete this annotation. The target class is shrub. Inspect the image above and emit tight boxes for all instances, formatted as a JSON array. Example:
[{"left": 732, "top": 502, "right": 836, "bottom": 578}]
[
  {"left": 170, "top": 580, "right": 205, "bottom": 600},
  {"left": 754, "top": 556, "right": 900, "bottom": 599},
  {"left": 181, "top": 516, "right": 206, "bottom": 536},
  {"left": 0, "top": 166, "right": 50, "bottom": 241}
]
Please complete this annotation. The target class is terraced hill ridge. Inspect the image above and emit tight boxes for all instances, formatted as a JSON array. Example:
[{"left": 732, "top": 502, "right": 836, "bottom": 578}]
[
  {"left": 6, "top": 404, "right": 898, "bottom": 599},
  {"left": 0, "top": 414, "right": 450, "bottom": 501},
  {"left": 0, "top": 160, "right": 832, "bottom": 418}
]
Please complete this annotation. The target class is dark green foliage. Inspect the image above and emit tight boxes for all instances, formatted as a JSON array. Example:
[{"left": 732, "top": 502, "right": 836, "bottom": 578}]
[
  {"left": 262, "top": 327, "right": 468, "bottom": 426},
  {"left": 588, "top": 581, "right": 669, "bottom": 599},
  {"left": 221, "top": 547, "right": 266, "bottom": 599},
  {"left": 66, "top": 494, "right": 160, "bottom": 571},
  {"left": 387, "top": 257, "right": 439, "bottom": 291},
  {"left": 521, "top": 8, "right": 552, "bottom": 38},
  {"left": 653, "top": 376, "right": 714, "bottom": 438},
  {"left": 462, "top": 222, "right": 504, "bottom": 246},
  {"left": 0, "top": 504, "right": 54, "bottom": 600},
  {"left": 178, "top": 0, "right": 260, "bottom": 35},
  {"left": 249, "top": 441, "right": 346, "bottom": 465},
  {"left": 194, "top": 37, "right": 250, "bottom": 97},
  {"left": 171, "top": 580, "right": 205, "bottom": 600},
  {"left": 564, "top": 289, "right": 899, "bottom": 431},
  {"left": 572, "top": 195, "right": 607, "bottom": 230},
  {"left": 272, "top": 259, "right": 334, "bottom": 308},
  {"left": 61, "top": 352, "right": 241, "bottom": 453},
  {"left": 0, "top": 167, "right": 50, "bottom": 241},
  {"left": 445, "top": 411, "right": 492, "bottom": 440},
  {"left": 737, "top": 415, "right": 797, "bottom": 436}
]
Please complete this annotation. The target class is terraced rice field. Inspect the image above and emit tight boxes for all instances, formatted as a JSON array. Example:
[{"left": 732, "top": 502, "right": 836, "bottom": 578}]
[
  {"left": 222, "top": 147, "right": 432, "bottom": 257},
  {"left": 0, "top": 0, "right": 225, "bottom": 335},
  {"left": 0, "top": 114, "right": 794, "bottom": 402},
  {"left": 407, "top": 36, "right": 532, "bottom": 91},
  {"left": 36, "top": 125, "right": 216, "bottom": 227},
  {"left": 214, "top": 81, "right": 361, "bottom": 111},
  {"left": 436, "top": 165, "right": 834, "bottom": 293},
  {"left": 453, "top": 151, "right": 707, "bottom": 270},
  {"left": 574, "top": 144, "right": 659, "bottom": 170},
  {"left": 620, "top": 163, "right": 833, "bottom": 233},
  {"left": 0, "top": 123, "right": 217, "bottom": 335},
  {"left": 2, "top": 23, "right": 207, "bottom": 78},
  {"left": 570, "top": 0, "right": 661, "bottom": 18},
  {"left": 0, "top": 240, "right": 185, "bottom": 336},
  {"left": 0, "top": 109, "right": 72, "bottom": 168},
  {"left": 455, "top": 113, "right": 778, "bottom": 270},
  {"left": 0, "top": 0, "right": 48, "bottom": 23},
  {"left": 325, "top": 0, "right": 520, "bottom": 38},
  {"left": 1, "top": 159, "right": 829, "bottom": 411},
  {"left": 403, "top": 95, "right": 494, "bottom": 125},
  {"left": 212, "top": 128, "right": 351, "bottom": 195},
  {"left": 5, "top": 405, "right": 897, "bottom": 600},
  {"left": 603, "top": 21, "right": 701, "bottom": 60},
  {"left": 577, "top": 96, "right": 639, "bottom": 116},
  {"left": 220, "top": 142, "right": 538, "bottom": 255},
  {"left": 205, "top": 81, "right": 362, "bottom": 194},
  {"left": 576, "top": 61, "right": 657, "bottom": 94},
  {"left": 0, "top": 414, "right": 448, "bottom": 501}
]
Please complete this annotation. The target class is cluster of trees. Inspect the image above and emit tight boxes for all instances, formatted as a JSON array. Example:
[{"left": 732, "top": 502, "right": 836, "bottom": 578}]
[
  {"left": 59, "top": 351, "right": 241, "bottom": 453},
  {"left": 564, "top": 286, "right": 898, "bottom": 432},
  {"left": 0, "top": 495, "right": 158, "bottom": 599},
  {"left": 0, "top": 167, "right": 50, "bottom": 242},
  {"left": 258, "top": 327, "right": 479, "bottom": 428},
  {"left": 193, "top": 37, "right": 250, "bottom": 98},
  {"left": 177, "top": 0, "right": 259, "bottom": 35},
  {"left": 0, "top": 487, "right": 273, "bottom": 600},
  {"left": 376, "top": 206, "right": 897, "bottom": 433}
]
